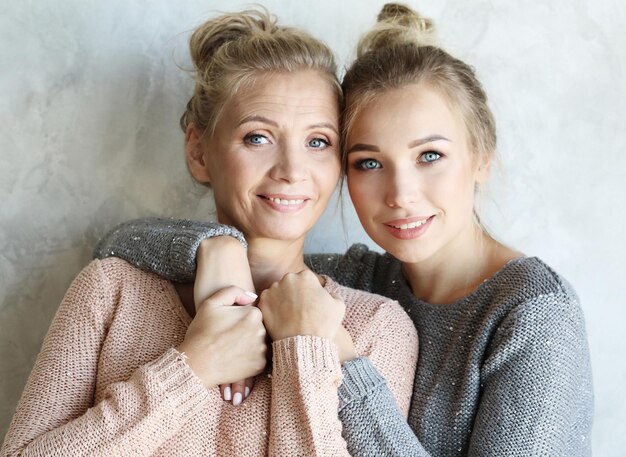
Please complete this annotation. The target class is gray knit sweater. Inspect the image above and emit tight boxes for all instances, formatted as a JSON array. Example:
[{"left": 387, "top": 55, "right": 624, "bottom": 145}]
[{"left": 94, "top": 218, "right": 593, "bottom": 456}]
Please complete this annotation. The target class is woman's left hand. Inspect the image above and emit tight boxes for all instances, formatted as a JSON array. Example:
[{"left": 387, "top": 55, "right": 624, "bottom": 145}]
[{"left": 258, "top": 270, "right": 346, "bottom": 341}]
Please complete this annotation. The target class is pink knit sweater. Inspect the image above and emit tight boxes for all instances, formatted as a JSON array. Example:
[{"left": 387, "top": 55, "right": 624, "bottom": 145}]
[{"left": 2, "top": 258, "right": 418, "bottom": 456}]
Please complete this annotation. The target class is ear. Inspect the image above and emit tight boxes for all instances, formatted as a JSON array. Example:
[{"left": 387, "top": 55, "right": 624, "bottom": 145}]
[
  {"left": 474, "top": 154, "right": 491, "bottom": 184},
  {"left": 185, "top": 123, "right": 212, "bottom": 184}
]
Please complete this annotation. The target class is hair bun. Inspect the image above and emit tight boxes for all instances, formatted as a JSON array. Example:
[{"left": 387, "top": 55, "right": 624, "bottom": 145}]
[
  {"left": 357, "top": 3, "right": 436, "bottom": 57},
  {"left": 189, "top": 9, "right": 277, "bottom": 73}
]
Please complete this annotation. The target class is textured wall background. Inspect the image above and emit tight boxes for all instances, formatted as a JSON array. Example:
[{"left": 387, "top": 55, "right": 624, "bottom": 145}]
[{"left": 1, "top": 0, "right": 624, "bottom": 453}]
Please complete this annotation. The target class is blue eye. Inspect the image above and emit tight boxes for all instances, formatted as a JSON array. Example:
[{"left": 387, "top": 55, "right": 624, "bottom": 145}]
[
  {"left": 308, "top": 137, "right": 330, "bottom": 149},
  {"left": 245, "top": 134, "right": 269, "bottom": 145},
  {"left": 420, "top": 151, "right": 441, "bottom": 163},
  {"left": 355, "top": 159, "right": 381, "bottom": 170}
]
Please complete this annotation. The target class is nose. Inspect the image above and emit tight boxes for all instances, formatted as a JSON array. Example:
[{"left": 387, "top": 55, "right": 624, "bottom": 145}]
[
  {"left": 384, "top": 166, "right": 420, "bottom": 208},
  {"left": 268, "top": 142, "right": 308, "bottom": 183}
]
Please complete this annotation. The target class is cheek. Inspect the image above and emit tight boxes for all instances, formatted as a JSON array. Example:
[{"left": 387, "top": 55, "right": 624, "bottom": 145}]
[
  {"left": 432, "top": 164, "right": 476, "bottom": 214},
  {"left": 315, "top": 156, "right": 341, "bottom": 196},
  {"left": 347, "top": 171, "right": 377, "bottom": 212}
]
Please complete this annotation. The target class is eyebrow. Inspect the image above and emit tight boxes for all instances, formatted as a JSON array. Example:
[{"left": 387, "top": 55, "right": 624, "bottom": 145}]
[
  {"left": 237, "top": 116, "right": 339, "bottom": 135},
  {"left": 237, "top": 115, "right": 279, "bottom": 128},
  {"left": 347, "top": 134, "right": 451, "bottom": 154}
]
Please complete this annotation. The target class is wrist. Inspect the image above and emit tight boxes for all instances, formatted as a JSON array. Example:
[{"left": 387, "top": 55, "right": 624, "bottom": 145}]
[
  {"left": 177, "top": 343, "right": 217, "bottom": 389},
  {"left": 198, "top": 235, "right": 247, "bottom": 259},
  {"left": 195, "top": 237, "right": 254, "bottom": 306}
]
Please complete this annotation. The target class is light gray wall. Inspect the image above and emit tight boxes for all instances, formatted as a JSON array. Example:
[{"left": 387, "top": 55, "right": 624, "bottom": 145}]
[{"left": 1, "top": 0, "right": 624, "bottom": 454}]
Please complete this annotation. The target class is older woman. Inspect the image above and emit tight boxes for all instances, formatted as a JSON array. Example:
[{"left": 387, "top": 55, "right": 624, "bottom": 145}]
[{"left": 1, "top": 8, "right": 417, "bottom": 457}]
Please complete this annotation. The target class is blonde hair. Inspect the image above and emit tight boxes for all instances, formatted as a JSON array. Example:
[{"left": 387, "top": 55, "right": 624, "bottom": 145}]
[
  {"left": 341, "top": 3, "right": 496, "bottom": 166},
  {"left": 181, "top": 7, "right": 342, "bottom": 138}
]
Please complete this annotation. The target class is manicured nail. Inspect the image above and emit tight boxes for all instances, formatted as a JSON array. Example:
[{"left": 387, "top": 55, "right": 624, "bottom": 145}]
[
  {"left": 244, "top": 386, "right": 250, "bottom": 398},
  {"left": 223, "top": 386, "right": 231, "bottom": 401},
  {"left": 233, "top": 392, "right": 243, "bottom": 406},
  {"left": 245, "top": 291, "right": 258, "bottom": 299}
]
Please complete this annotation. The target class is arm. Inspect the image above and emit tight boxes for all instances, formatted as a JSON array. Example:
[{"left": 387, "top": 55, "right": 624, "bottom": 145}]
[
  {"left": 337, "top": 302, "right": 430, "bottom": 457},
  {"left": 0, "top": 261, "right": 210, "bottom": 457},
  {"left": 259, "top": 271, "right": 350, "bottom": 456},
  {"left": 93, "top": 218, "right": 383, "bottom": 290},
  {"left": 467, "top": 292, "right": 593, "bottom": 456},
  {"left": 269, "top": 336, "right": 350, "bottom": 457},
  {"left": 93, "top": 217, "right": 247, "bottom": 282},
  {"left": 304, "top": 244, "right": 383, "bottom": 289},
  {"left": 265, "top": 274, "right": 425, "bottom": 457},
  {"left": 338, "top": 359, "right": 431, "bottom": 457}
]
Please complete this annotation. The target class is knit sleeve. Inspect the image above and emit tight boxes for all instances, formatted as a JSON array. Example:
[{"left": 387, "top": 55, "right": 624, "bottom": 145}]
[
  {"left": 336, "top": 301, "right": 430, "bottom": 457},
  {"left": 338, "top": 359, "right": 431, "bottom": 456},
  {"left": 269, "top": 299, "right": 423, "bottom": 457},
  {"left": 305, "top": 244, "right": 383, "bottom": 289},
  {"left": 268, "top": 336, "right": 350, "bottom": 457},
  {"left": 0, "top": 261, "right": 210, "bottom": 457},
  {"left": 468, "top": 292, "right": 593, "bottom": 456},
  {"left": 92, "top": 218, "right": 247, "bottom": 283}
]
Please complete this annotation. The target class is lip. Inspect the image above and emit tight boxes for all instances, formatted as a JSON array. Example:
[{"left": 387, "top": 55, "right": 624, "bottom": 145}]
[
  {"left": 258, "top": 194, "right": 310, "bottom": 213},
  {"left": 383, "top": 215, "right": 434, "bottom": 240}
]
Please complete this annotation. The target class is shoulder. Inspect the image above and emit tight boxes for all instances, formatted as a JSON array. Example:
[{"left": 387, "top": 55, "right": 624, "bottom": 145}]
[
  {"left": 496, "top": 256, "right": 578, "bottom": 300},
  {"left": 74, "top": 258, "right": 173, "bottom": 320},
  {"left": 489, "top": 258, "right": 587, "bottom": 345}
]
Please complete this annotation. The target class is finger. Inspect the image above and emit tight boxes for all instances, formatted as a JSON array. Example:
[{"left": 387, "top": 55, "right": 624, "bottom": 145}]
[
  {"left": 201, "top": 286, "right": 258, "bottom": 309},
  {"left": 220, "top": 383, "right": 233, "bottom": 402},
  {"left": 244, "top": 377, "right": 255, "bottom": 400},
  {"left": 231, "top": 379, "right": 247, "bottom": 406}
]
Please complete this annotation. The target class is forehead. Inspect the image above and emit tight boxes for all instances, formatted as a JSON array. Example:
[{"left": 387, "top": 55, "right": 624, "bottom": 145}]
[
  {"left": 349, "top": 83, "right": 466, "bottom": 141},
  {"left": 229, "top": 70, "right": 339, "bottom": 121}
]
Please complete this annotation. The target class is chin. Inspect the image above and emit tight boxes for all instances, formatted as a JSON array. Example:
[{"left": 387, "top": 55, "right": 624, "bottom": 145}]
[
  {"left": 367, "top": 232, "right": 437, "bottom": 264},
  {"left": 256, "top": 223, "right": 311, "bottom": 243}
]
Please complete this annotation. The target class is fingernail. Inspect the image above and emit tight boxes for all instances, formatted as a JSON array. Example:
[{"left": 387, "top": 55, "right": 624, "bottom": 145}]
[
  {"left": 233, "top": 392, "right": 242, "bottom": 406},
  {"left": 245, "top": 291, "right": 258, "bottom": 299},
  {"left": 223, "top": 386, "right": 231, "bottom": 401},
  {"left": 244, "top": 386, "right": 250, "bottom": 398}
]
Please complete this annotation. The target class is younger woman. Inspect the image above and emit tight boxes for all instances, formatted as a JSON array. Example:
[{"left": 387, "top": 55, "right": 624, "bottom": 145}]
[
  {"left": 91, "top": 4, "right": 593, "bottom": 456},
  {"left": 1, "top": 9, "right": 417, "bottom": 456}
]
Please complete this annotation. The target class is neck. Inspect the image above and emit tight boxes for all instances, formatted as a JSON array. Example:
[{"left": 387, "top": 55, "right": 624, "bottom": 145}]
[
  {"left": 402, "top": 223, "right": 517, "bottom": 304},
  {"left": 246, "top": 237, "right": 308, "bottom": 292}
]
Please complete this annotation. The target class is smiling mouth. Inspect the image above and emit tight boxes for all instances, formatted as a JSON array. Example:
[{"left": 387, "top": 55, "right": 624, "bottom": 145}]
[
  {"left": 387, "top": 219, "right": 430, "bottom": 230},
  {"left": 263, "top": 196, "right": 306, "bottom": 206}
]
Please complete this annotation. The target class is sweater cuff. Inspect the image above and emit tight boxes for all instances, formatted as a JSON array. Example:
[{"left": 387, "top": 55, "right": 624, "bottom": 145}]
[
  {"left": 338, "top": 357, "right": 386, "bottom": 410},
  {"left": 272, "top": 336, "right": 342, "bottom": 384},
  {"left": 144, "top": 348, "right": 209, "bottom": 422},
  {"left": 168, "top": 223, "right": 247, "bottom": 282}
]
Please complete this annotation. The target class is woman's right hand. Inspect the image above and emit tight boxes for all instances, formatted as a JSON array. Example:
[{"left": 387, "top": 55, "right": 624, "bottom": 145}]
[
  {"left": 177, "top": 286, "right": 267, "bottom": 389},
  {"left": 258, "top": 270, "right": 346, "bottom": 341},
  {"left": 195, "top": 236, "right": 258, "bottom": 405}
]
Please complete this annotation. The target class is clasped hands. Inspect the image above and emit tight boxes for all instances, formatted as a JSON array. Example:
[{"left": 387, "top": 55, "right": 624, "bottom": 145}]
[{"left": 177, "top": 237, "right": 356, "bottom": 406}]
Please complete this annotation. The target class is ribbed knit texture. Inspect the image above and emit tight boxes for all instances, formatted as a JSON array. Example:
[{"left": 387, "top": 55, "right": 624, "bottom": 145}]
[
  {"left": 89, "top": 218, "right": 593, "bottom": 456},
  {"left": 1, "top": 257, "right": 417, "bottom": 456},
  {"left": 93, "top": 217, "right": 248, "bottom": 283}
]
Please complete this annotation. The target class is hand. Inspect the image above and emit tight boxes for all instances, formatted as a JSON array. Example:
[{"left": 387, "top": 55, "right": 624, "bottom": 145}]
[
  {"left": 258, "top": 270, "right": 346, "bottom": 342},
  {"left": 195, "top": 237, "right": 258, "bottom": 404},
  {"left": 177, "top": 286, "right": 267, "bottom": 389},
  {"left": 334, "top": 325, "right": 357, "bottom": 363}
]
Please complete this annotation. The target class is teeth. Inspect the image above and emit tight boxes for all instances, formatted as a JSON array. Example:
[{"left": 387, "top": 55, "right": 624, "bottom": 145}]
[
  {"left": 391, "top": 219, "right": 428, "bottom": 230},
  {"left": 268, "top": 197, "right": 305, "bottom": 206}
]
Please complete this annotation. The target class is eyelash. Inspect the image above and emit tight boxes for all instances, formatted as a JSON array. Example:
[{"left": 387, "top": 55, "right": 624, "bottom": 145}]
[
  {"left": 244, "top": 133, "right": 270, "bottom": 146},
  {"left": 419, "top": 151, "right": 442, "bottom": 163},
  {"left": 308, "top": 137, "right": 331, "bottom": 149},
  {"left": 352, "top": 151, "right": 443, "bottom": 171},
  {"left": 353, "top": 158, "right": 381, "bottom": 170},
  {"left": 244, "top": 133, "right": 332, "bottom": 149}
]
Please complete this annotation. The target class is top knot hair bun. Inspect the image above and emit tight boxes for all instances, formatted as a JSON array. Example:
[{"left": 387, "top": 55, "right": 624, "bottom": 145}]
[{"left": 357, "top": 3, "right": 437, "bottom": 57}]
